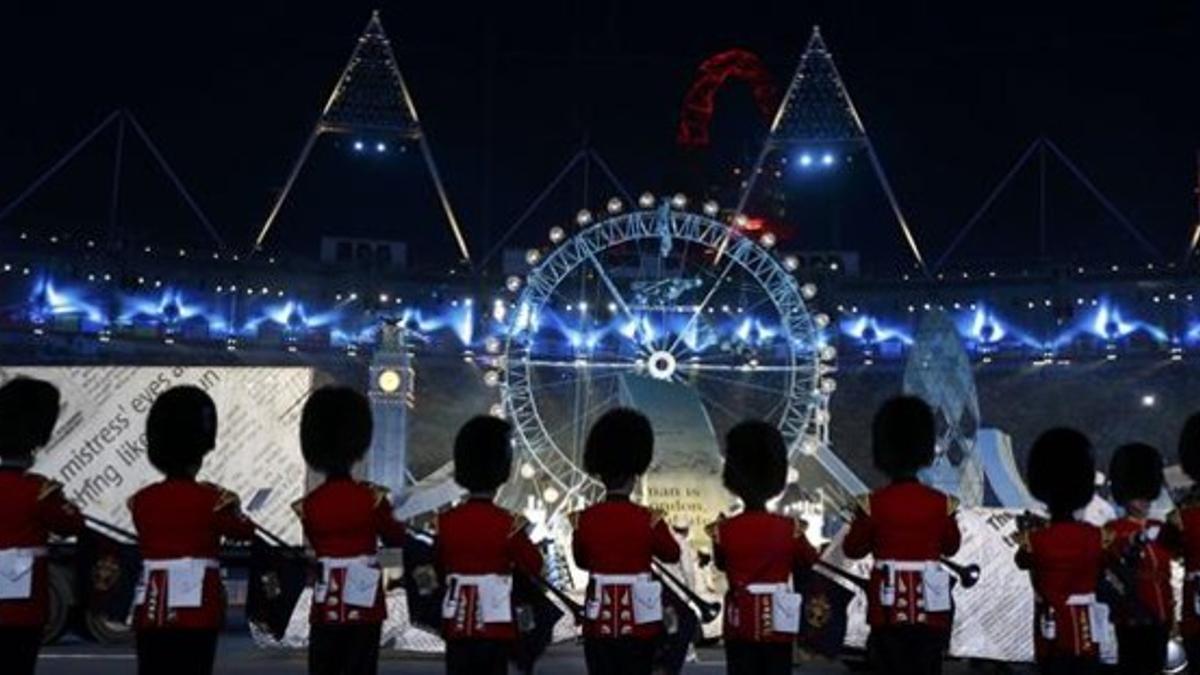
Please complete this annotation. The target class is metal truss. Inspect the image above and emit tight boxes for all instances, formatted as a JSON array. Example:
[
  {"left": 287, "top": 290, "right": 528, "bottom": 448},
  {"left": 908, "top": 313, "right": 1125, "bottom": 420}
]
[
  {"left": 737, "top": 27, "right": 927, "bottom": 275},
  {"left": 252, "top": 11, "right": 470, "bottom": 263}
]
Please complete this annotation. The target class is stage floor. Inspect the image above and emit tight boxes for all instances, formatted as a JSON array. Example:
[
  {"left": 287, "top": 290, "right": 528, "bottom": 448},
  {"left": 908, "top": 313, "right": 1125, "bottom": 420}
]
[{"left": 38, "top": 635, "right": 1032, "bottom": 673}]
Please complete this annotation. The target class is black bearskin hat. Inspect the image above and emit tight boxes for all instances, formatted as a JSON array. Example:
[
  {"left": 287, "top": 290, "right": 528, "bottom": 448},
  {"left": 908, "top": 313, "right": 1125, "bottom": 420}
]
[
  {"left": 871, "top": 396, "right": 936, "bottom": 479},
  {"left": 300, "top": 386, "right": 374, "bottom": 475},
  {"left": 722, "top": 420, "right": 788, "bottom": 506},
  {"left": 146, "top": 386, "right": 218, "bottom": 477},
  {"left": 1026, "top": 427, "right": 1095, "bottom": 516},
  {"left": 1109, "top": 442, "right": 1164, "bottom": 504},
  {"left": 453, "top": 416, "right": 513, "bottom": 492},
  {"left": 584, "top": 408, "right": 653, "bottom": 488},
  {"left": 0, "top": 377, "right": 61, "bottom": 461},
  {"left": 1180, "top": 412, "right": 1200, "bottom": 483}
]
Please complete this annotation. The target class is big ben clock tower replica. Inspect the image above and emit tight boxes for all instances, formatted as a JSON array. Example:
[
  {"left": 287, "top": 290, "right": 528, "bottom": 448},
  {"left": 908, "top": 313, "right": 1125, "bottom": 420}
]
[{"left": 368, "top": 321, "right": 413, "bottom": 496}]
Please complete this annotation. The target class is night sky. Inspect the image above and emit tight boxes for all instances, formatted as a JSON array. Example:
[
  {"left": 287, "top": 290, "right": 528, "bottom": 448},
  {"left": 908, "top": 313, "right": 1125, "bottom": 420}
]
[{"left": 2, "top": 1, "right": 1196, "bottom": 271}]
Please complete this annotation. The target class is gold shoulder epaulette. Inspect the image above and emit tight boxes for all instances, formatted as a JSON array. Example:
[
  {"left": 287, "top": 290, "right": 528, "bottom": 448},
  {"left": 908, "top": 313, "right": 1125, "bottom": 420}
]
[
  {"left": 649, "top": 508, "right": 669, "bottom": 528},
  {"left": 704, "top": 516, "right": 723, "bottom": 544},
  {"left": 567, "top": 509, "right": 583, "bottom": 530},
  {"left": 855, "top": 494, "right": 872, "bottom": 516},
  {"left": 509, "top": 514, "right": 530, "bottom": 538},
  {"left": 36, "top": 477, "right": 64, "bottom": 502},
  {"left": 1100, "top": 525, "right": 1116, "bottom": 549},
  {"left": 290, "top": 497, "right": 305, "bottom": 520},
  {"left": 1013, "top": 530, "right": 1033, "bottom": 553},
  {"left": 211, "top": 486, "right": 241, "bottom": 512},
  {"left": 947, "top": 496, "right": 960, "bottom": 516},
  {"left": 362, "top": 481, "right": 391, "bottom": 508},
  {"left": 793, "top": 516, "right": 810, "bottom": 539}
]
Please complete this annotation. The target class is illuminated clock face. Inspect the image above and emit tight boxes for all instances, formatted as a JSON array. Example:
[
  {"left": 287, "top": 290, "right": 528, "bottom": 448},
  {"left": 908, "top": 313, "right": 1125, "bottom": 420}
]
[{"left": 377, "top": 369, "right": 402, "bottom": 394}]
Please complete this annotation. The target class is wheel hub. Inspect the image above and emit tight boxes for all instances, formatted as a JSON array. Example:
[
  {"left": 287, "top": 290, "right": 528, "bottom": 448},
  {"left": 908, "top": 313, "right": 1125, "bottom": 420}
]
[{"left": 646, "top": 350, "right": 677, "bottom": 381}]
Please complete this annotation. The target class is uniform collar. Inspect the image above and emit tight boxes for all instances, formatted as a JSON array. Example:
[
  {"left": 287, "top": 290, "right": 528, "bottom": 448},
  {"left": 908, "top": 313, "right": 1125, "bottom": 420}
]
[{"left": 605, "top": 491, "right": 632, "bottom": 502}]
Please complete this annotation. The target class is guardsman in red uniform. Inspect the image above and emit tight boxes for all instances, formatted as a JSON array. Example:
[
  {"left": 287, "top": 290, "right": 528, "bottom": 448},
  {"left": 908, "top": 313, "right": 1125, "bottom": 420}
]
[
  {"left": 1015, "top": 428, "right": 1105, "bottom": 675},
  {"left": 0, "top": 378, "right": 85, "bottom": 675},
  {"left": 571, "top": 408, "right": 682, "bottom": 675},
  {"left": 293, "top": 386, "right": 408, "bottom": 675},
  {"left": 842, "top": 396, "right": 961, "bottom": 675},
  {"left": 437, "top": 416, "right": 544, "bottom": 675},
  {"left": 707, "top": 420, "right": 818, "bottom": 675},
  {"left": 1102, "top": 442, "right": 1173, "bottom": 675},
  {"left": 129, "top": 386, "right": 256, "bottom": 675},
  {"left": 1167, "top": 413, "right": 1200, "bottom": 669}
]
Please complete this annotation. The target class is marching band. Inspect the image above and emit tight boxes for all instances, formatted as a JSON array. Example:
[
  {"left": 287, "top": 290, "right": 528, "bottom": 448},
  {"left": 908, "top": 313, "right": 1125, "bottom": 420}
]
[{"left": 3, "top": 374, "right": 1199, "bottom": 674}]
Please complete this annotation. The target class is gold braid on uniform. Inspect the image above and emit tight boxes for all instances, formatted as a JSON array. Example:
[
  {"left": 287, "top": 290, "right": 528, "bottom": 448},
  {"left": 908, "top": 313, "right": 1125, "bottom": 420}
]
[
  {"left": 36, "top": 477, "right": 65, "bottom": 501},
  {"left": 566, "top": 510, "right": 583, "bottom": 530},
  {"left": 1100, "top": 525, "right": 1116, "bottom": 550},
  {"left": 206, "top": 483, "right": 241, "bottom": 512},
  {"left": 362, "top": 481, "right": 392, "bottom": 509},
  {"left": 793, "top": 516, "right": 810, "bottom": 539},
  {"left": 704, "top": 516, "right": 724, "bottom": 545},
  {"left": 509, "top": 514, "right": 530, "bottom": 538},
  {"left": 649, "top": 508, "right": 669, "bottom": 529},
  {"left": 947, "top": 496, "right": 960, "bottom": 516},
  {"left": 290, "top": 498, "right": 305, "bottom": 520},
  {"left": 855, "top": 494, "right": 872, "bottom": 516}
]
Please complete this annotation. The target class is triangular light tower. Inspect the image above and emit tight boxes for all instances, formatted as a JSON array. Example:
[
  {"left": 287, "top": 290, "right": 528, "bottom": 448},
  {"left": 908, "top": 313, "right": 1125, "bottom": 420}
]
[
  {"left": 253, "top": 10, "right": 471, "bottom": 263},
  {"left": 738, "top": 27, "right": 927, "bottom": 274}
]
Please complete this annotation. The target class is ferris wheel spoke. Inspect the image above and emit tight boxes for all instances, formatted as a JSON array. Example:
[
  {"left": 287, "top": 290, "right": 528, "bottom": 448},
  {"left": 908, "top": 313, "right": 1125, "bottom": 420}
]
[
  {"left": 582, "top": 248, "right": 638, "bottom": 329},
  {"left": 543, "top": 390, "right": 621, "bottom": 444},
  {"left": 525, "top": 370, "right": 624, "bottom": 393},
  {"left": 668, "top": 254, "right": 740, "bottom": 355},
  {"left": 679, "top": 361, "right": 808, "bottom": 374},
  {"left": 525, "top": 358, "right": 639, "bottom": 371},
  {"left": 684, "top": 380, "right": 748, "bottom": 424},
  {"left": 687, "top": 369, "right": 788, "bottom": 398}
]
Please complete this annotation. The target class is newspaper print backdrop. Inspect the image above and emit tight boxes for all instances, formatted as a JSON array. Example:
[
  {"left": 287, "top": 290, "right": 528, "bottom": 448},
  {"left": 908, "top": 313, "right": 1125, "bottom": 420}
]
[
  {"left": 0, "top": 366, "right": 315, "bottom": 544},
  {"left": 822, "top": 507, "right": 1036, "bottom": 662}
]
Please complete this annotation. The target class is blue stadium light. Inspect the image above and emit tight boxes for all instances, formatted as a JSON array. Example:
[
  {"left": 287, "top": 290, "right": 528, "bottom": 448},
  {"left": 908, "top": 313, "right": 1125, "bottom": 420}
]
[
  {"left": 821, "top": 152, "right": 835, "bottom": 166},
  {"left": 353, "top": 140, "right": 365, "bottom": 152},
  {"left": 798, "top": 153, "right": 813, "bottom": 168},
  {"left": 376, "top": 142, "right": 387, "bottom": 153},
  {"left": 840, "top": 315, "right": 913, "bottom": 345}
]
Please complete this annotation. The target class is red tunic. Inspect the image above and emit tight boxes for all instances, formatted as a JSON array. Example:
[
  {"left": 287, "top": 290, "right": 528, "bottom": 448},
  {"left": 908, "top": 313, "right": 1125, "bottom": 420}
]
[
  {"left": 295, "top": 477, "right": 407, "bottom": 625},
  {"left": 710, "top": 511, "right": 818, "bottom": 642},
  {"left": 435, "top": 498, "right": 544, "bottom": 641},
  {"left": 842, "top": 481, "right": 961, "bottom": 631},
  {"left": 1015, "top": 519, "right": 1105, "bottom": 660},
  {"left": 571, "top": 496, "right": 682, "bottom": 640},
  {"left": 129, "top": 478, "right": 255, "bottom": 630},
  {"left": 0, "top": 471, "right": 85, "bottom": 627},
  {"left": 1102, "top": 517, "right": 1174, "bottom": 626},
  {"left": 1168, "top": 491, "right": 1200, "bottom": 638}
]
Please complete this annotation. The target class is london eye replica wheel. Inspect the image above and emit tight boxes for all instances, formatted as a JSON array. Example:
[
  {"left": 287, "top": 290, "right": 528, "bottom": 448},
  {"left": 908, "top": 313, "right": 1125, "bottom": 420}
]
[{"left": 487, "top": 194, "right": 854, "bottom": 523}]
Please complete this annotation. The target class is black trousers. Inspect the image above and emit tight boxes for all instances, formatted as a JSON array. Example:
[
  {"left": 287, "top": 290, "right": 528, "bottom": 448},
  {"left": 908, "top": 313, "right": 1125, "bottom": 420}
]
[
  {"left": 0, "top": 627, "right": 41, "bottom": 675},
  {"left": 136, "top": 629, "right": 218, "bottom": 675},
  {"left": 724, "top": 641, "right": 792, "bottom": 675},
  {"left": 1115, "top": 624, "right": 1168, "bottom": 675},
  {"left": 582, "top": 637, "right": 656, "bottom": 675},
  {"left": 867, "top": 625, "right": 946, "bottom": 675},
  {"left": 309, "top": 623, "right": 383, "bottom": 675},
  {"left": 1036, "top": 655, "right": 1101, "bottom": 675},
  {"left": 445, "top": 639, "right": 509, "bottom": 675}
]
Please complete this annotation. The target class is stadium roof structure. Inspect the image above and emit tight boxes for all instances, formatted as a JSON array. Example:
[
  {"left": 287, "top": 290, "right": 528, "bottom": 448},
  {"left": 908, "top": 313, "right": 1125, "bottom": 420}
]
[{"left": 252, "top": 10, "right": 470, "bottom": 265}]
